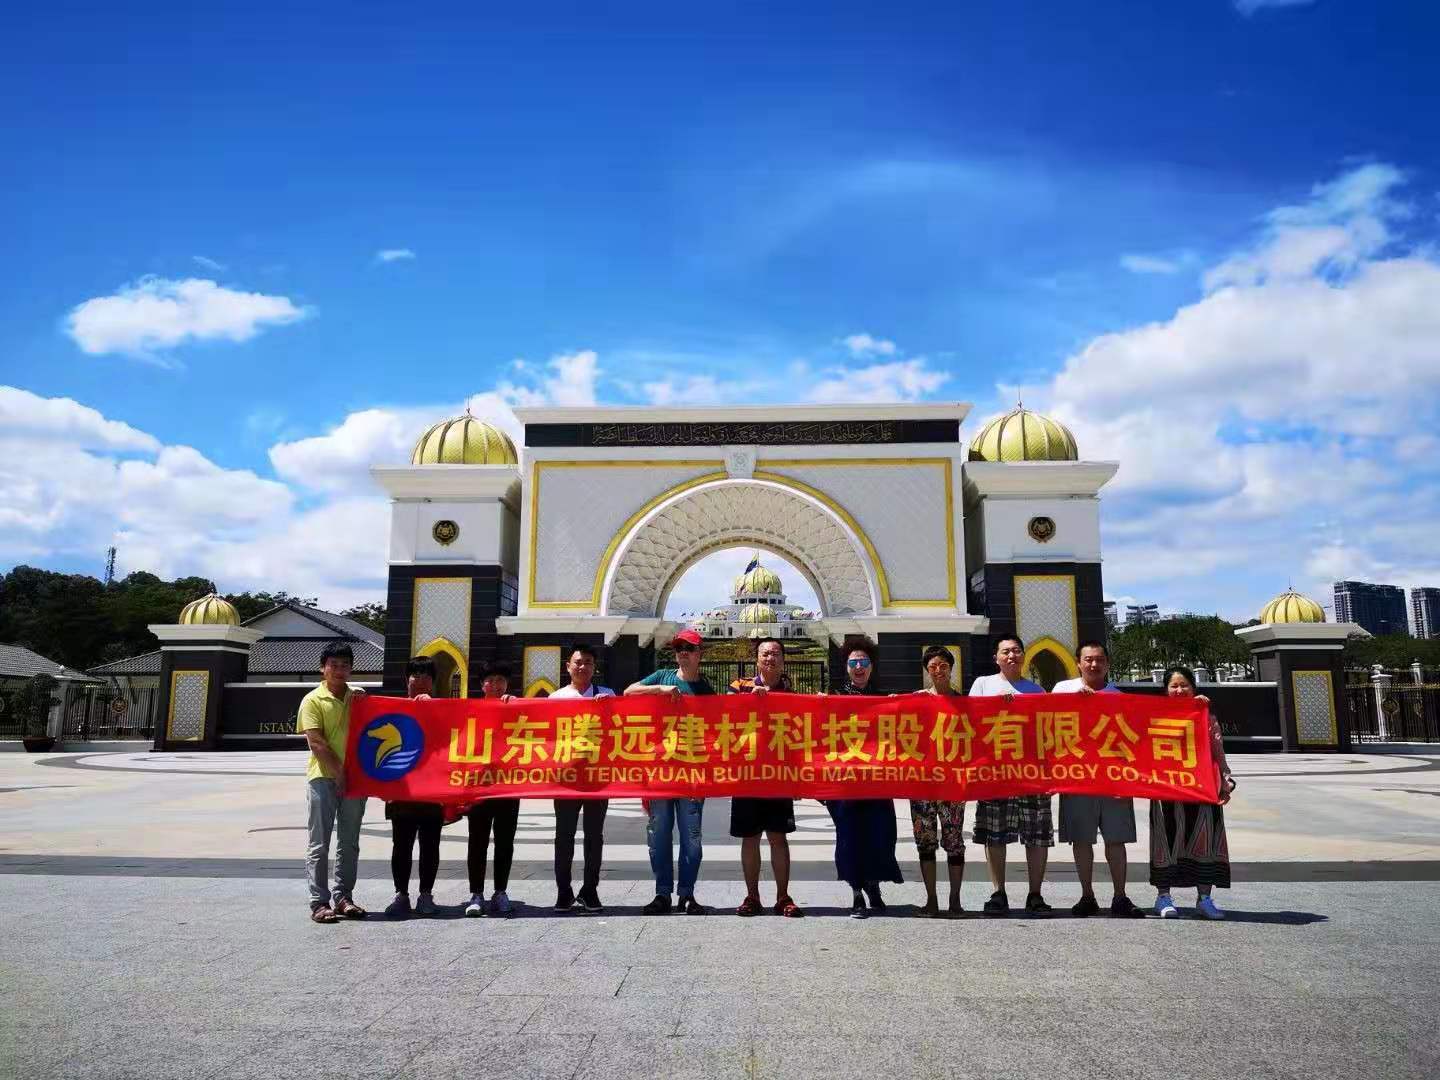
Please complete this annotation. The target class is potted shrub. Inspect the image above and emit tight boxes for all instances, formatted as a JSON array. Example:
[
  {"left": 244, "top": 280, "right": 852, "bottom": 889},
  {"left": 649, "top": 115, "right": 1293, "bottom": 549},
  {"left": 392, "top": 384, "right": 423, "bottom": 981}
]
[{"left": 19, "top": 673, "right": 59, "bottom": 753}]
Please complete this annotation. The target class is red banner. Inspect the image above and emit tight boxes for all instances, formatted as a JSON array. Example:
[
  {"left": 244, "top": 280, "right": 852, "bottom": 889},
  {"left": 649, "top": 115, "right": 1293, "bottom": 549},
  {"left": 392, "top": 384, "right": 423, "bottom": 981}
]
[{"left": 345, "top": 691, "right": 1217, "bottom": 805}]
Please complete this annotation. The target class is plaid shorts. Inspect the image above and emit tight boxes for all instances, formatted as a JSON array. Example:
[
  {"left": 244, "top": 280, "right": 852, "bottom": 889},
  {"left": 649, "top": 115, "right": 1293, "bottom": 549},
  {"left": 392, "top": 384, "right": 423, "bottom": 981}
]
[{"left": 972, "top": 796, "right": 1053, "bottom": 848}]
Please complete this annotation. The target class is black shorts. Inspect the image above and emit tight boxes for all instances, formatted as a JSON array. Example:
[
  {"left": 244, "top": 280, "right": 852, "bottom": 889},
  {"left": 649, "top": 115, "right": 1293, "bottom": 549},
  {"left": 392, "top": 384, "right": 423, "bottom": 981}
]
[{"left": 729, "top": 797, "right": 796, "bottom": 838}]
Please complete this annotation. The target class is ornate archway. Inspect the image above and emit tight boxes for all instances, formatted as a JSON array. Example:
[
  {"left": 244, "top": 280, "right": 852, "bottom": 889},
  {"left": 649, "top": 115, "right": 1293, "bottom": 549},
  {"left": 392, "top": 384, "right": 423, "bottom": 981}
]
[{"left": 600, "top": 478, "right": 879, "bottom": 618}]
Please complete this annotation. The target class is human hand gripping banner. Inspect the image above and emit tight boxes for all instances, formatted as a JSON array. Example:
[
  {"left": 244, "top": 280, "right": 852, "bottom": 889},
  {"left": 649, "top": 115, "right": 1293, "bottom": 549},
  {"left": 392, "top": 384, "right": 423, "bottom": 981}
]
[{"left": 345, "top": 691, "right": 1218, "bottom": 805}]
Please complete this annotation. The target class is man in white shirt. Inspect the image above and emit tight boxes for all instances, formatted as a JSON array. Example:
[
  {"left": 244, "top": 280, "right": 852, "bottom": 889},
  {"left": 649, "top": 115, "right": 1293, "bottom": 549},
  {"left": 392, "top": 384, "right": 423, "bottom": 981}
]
[
  {"left": 1054, "top": 641, "right": 1143, "bottom": 918},
  {"left": 969, "top": 635, "right": 1051, "bottom": 915},
  {"left": 548, "top": 643, "right": 616, "bottom": 913}
]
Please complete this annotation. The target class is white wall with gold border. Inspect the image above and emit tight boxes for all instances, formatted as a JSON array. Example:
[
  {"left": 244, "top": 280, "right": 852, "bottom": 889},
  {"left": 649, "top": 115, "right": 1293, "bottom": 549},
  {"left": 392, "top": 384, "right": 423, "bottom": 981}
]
[{"left": 519, "top": 443, "right": 966, "bottom": 616}]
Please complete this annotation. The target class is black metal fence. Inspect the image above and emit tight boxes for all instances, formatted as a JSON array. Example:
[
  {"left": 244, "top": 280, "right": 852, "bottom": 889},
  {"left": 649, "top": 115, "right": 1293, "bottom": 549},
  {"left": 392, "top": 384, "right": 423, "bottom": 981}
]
[
  {"left": 697, "top": 660, "right": 831, "bottom": 694},
  {"left": 1349, "top": 684, "right": 1440, "bottom": 743},
  {"left": 59, "top": 683, "right": 160, "bottom": 741}
]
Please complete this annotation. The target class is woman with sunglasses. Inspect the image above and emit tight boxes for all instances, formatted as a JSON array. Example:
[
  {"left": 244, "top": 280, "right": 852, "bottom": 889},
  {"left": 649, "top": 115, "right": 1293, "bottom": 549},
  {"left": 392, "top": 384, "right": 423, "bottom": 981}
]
[{"left": 826, "top": 637, "right": 903, "bottom": 918}]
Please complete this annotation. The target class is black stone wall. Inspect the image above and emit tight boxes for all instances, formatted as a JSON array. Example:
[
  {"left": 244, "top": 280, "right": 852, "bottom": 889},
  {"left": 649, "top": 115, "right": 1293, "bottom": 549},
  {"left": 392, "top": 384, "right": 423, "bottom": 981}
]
[{"left": 383, "top": 566, "right": 516, "bottom": 696}]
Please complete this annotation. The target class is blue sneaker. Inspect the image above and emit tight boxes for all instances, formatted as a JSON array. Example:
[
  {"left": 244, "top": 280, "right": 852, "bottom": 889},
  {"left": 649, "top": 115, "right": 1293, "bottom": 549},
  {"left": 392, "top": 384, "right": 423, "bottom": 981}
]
[
  {"left": 1155, "top": 894, "right": 1179, "bottom": 918},
  {"left": 1196, "top": 895, "right": 1225, "bottom": 920}
]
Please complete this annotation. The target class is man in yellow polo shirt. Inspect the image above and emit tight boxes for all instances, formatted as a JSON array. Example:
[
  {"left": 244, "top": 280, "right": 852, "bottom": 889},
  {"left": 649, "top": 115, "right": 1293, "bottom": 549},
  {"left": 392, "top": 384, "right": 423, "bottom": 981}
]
[{"left": 299, "top": 641, "right": 368, "bottom": 923}]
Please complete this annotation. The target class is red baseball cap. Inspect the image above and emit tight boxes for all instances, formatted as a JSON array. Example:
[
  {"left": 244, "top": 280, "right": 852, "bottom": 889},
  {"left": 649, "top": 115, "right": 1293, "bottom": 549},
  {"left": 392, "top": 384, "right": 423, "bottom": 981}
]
[{"left": 672, "top": 629, "right": 703, "bottom": 647}]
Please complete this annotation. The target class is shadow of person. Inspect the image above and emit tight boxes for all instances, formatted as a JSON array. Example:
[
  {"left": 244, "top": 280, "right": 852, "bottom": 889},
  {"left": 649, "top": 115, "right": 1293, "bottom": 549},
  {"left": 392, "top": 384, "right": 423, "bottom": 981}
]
[{"left": 1196, "top": 909, "right": 1328, "bottom": 925}]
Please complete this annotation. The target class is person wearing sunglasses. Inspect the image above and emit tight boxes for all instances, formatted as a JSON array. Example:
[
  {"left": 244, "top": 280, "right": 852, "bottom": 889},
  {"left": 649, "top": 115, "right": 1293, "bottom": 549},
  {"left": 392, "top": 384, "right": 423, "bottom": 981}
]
[
  {"left": 625, "top": 628, "right": 716, "bottom": 915},
  {"left": 826, "top": 637, "right": 902, "bottom": 918}
]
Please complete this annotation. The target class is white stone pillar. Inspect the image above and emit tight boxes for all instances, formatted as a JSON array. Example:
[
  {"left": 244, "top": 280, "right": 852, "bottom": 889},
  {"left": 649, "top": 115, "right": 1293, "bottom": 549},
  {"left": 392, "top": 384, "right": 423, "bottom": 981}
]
[{"left": 1371, "top": 666, "right": 1393, "bottom": 740}]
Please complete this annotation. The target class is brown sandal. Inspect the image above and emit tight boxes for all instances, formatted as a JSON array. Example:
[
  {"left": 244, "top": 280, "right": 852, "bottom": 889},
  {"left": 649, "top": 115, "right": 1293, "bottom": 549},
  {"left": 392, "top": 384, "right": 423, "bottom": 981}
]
[
  {"left": 310, "top": 905, "right": 338, "bottom": 924},
  {"left": 333, "top": 898, "right": 367, "bottom": 919}
]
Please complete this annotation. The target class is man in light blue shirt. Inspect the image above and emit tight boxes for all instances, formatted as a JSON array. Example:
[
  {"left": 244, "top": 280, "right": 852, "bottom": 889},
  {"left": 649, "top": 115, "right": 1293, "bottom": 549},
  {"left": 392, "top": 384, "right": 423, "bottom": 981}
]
[{"left": 969, "top": 635, "right": 1049, "bottom": 915}]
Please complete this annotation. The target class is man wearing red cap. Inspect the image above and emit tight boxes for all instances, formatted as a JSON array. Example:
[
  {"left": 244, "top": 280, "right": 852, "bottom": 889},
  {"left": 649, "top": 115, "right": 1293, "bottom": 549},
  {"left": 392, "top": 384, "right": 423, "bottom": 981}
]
[{"left": 625, "top": 628, "right": 716, "bottom": 914}]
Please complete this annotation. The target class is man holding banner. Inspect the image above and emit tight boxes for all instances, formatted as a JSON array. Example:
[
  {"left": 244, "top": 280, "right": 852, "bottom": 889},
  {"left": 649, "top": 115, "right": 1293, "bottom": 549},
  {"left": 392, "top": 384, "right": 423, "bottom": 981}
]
[
  {"left": 625, "top": 628, "right": 715, "bottom": 915},
  {"left": 1054, "top": 642, "right": 1144, "bottom": 918},
  {"left": 969, "top": 636, "right": 1051, "bottom": 916},
  {"left": 729, "top": 637, "right": 803, "bottom": 919},
  {"left": 548, "top": 643, "right": 614, "bottom": 913}
]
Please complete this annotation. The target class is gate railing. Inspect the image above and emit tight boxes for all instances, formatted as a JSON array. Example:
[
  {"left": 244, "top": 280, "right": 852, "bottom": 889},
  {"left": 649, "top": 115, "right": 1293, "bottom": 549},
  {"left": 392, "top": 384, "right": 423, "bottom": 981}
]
[
  {"left": 59, "top": 683, "right": 160, "bottom": 741},
  {"left": 697, "top": 660, "right": 830, "bottom": 694},
  {"left": 1349, "top": 683, "right": 1440, "bottom": 743}
]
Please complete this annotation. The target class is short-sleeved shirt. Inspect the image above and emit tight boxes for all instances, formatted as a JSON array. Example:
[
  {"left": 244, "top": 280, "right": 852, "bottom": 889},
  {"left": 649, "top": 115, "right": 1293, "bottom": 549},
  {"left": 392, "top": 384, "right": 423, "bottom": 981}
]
[
  {"left": 638, "top": 669, "right": 716, "bottom": 696},
  {"left": 296, "top": 682, "right": 356, "bottom": 782},
  {"left": 548, "top": 683, "right": 617, "bottom": 699},
  {"left": 1052, "top": 678, "right": 1119, "bottom": 694},
  {"left": 968, "top": 673, "right": 1045, "bottom": 697}
]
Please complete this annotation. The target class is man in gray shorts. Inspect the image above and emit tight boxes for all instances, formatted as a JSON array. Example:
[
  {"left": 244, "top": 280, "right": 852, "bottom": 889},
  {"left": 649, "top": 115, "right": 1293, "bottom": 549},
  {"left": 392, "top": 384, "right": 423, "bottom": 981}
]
[{"left": 1055, "top": 641, "right": 1144, "bottom": 918}]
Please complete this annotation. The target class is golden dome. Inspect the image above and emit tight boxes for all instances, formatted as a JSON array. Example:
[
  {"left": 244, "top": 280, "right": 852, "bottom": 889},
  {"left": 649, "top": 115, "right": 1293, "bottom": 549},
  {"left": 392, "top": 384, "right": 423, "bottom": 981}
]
[
  {"left": 411, "top": 413, "right": 518, "bottom": 466},
  {"left": 968, "top": 405, "right": 1078, "bottom": 463},
  {"left": 733, "top": 557, "right": 783, "bottom": 598},
  {"left": 738, "top": 604, "right": 777, "bottom": 624},
  {"left": 179, "top": 593, "right": 239, "bottom": 626},
  {"left": 1259, "top": 589, "right": 1326, "bottom": 625}
]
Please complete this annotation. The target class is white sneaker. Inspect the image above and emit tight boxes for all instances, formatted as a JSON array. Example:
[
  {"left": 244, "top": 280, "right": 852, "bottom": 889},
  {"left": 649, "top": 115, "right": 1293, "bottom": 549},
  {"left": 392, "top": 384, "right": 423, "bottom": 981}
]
[
  {"left": 1155, "top": 894, "right": 1179, "bottom": 918},
  {"left": 490, "top": 890, "right": 513, "bottom": 916},
  {"left": 1196, "top": 895, "right": 1225, "bottom": 920},
  {"left": 464, "top": 893, "right": 484, "bottom": 917}
]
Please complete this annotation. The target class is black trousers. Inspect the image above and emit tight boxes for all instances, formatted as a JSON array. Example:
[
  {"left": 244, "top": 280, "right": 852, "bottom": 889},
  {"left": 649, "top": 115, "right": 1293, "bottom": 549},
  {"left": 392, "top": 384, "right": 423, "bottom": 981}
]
[
  {"left": 390, "top": 805, "right": 443, "bottom": 894},
  {"left": 467, "top": 799, "right": 520, "bottom": 894},
  {"left": 554, "top": 798, "right": 608, "bottom": 893}
]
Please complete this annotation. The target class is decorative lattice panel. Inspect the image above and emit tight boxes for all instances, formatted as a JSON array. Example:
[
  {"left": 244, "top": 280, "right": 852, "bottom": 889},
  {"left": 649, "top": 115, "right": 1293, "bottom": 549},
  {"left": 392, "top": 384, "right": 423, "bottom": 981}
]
[
  {"left": 166, "top": 671, "right": 209, "bottom": 741},
  {"left": 1014, "top": 575, "right": 1078, "bottom": 652},
  {"left": 533, "top": 465, "right": 718, "bottom": 603},
  {"left": 764, "top": 463, "right": 951, "bottom": 602},
  {"left": 605, "top": 481, "right": 873, "bottom": 617},
  {"left": 524, "top": 646, "right": 562, "bottom": 696},
  {"left": 413, "top": 578, "right": 472, "bottom": 657},
  {"left": 1293, "top": 670, "right": 1337, "bottom": 745}
]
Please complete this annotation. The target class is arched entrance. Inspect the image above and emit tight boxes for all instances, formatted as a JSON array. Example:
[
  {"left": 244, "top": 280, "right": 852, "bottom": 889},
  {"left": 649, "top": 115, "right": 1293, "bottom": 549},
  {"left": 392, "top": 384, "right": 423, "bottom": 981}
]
[
  {"left": 416, "top": 637, "right": 467, "bottom": 698},
  {"left": 600, "top": 478, "right": 879, "bottom": 618}
]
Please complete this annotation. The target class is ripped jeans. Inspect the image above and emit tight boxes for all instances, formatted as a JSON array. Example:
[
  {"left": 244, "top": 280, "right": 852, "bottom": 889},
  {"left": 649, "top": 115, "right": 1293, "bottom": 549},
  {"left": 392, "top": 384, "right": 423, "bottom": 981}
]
[{"left": 646, "top": 798, "right": 704, "bottom": 898}]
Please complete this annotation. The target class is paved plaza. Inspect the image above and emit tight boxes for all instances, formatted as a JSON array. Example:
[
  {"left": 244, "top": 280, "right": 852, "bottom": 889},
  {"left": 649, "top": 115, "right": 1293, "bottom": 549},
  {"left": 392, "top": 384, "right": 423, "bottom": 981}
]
[{"left": 3, "top": 749, "right": 1439, "bottom": 1079}]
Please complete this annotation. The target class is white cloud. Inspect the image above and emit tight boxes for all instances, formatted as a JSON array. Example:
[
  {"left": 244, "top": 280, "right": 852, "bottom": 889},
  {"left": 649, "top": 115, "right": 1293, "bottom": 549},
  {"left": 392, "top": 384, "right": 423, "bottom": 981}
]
[
  {"left": 1119, "top": 253, "right": 1182, "bottom": 275},
  {"left": 841, "top": 333, "right": 897, "bottom": 357},
  {"left": 643, "top": 375, "right": 723, "bottom": 406},
  {"left": 809, "top": 357, "right": 948, "bottom": 404},
  {"left": 1034, "top": 161, "right": 1440, "bottom": 618},
  {"left": 375, "top": 248, "right": 417, "bottom": 263},
  {"left": 0, "top": 386, "right": 158, "bottom": 452},
  {"left": 499, "top": 349, "right": 600, "bottom": 408},
  {"left": 1234, "top": 0, "right": 1316, "bottom": 14},
  {"left": 192, "top": 255, "right": 228, "bottom": 272},
  {"left": 65, "top": 276, "right": 308, "bottom": 358}
]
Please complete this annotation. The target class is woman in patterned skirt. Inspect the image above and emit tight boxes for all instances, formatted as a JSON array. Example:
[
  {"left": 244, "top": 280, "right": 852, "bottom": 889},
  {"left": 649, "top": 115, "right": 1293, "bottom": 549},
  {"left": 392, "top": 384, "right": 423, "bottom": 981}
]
[{"left": 1151, "top": 665, "right": 1236, "bottom": 920}]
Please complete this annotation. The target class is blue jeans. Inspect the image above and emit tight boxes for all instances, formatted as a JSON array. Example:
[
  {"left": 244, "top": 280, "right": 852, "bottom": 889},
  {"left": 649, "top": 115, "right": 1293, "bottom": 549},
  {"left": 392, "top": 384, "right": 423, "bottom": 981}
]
[{"left": 646, "top": 798, "right": 704, "bottom": 898}]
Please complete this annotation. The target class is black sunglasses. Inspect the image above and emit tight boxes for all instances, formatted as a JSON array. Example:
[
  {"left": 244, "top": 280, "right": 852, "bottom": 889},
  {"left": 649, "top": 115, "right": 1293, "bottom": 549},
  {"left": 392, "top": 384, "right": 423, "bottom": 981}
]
[{"left": 673, "top": 643, "right": 698, "bottom": 653}]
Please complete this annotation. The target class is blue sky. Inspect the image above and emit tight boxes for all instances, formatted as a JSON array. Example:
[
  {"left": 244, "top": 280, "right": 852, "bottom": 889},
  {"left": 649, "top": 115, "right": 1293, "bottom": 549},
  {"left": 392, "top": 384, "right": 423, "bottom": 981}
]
[{"left": 3, "top": 1, "right": 1439, "bottom": 623}]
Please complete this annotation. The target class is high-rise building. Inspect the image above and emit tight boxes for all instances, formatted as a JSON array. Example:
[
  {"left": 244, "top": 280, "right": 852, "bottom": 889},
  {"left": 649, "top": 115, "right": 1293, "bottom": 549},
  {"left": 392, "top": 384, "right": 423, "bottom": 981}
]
[
  {"left": 1103, "top": 601, "right": 1118, "bottom": 629},
  {"left": 1333, "top": 580, "right": 1408, "bottom": 636},
  {"left": 1412, "top": 587, "right": 1440, "bottom": 640},
  {"left": 1125, "top": 603, "right": 1159, "bottom": 626}
]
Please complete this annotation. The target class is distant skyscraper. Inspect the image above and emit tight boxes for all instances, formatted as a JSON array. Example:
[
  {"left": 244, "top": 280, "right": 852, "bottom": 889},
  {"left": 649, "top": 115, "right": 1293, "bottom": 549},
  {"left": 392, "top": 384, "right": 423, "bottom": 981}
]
[
  {"left": 1333, "top": 580, "right": 1408, "bottom": 636},
  {"left": 1125, "top": 603, "right": 1159, "bottom": 626},
  {"left": 1103, "top": 601, "right": 1118, "bottom": 629},
  {"left": 1412, "top": 587, "right": 1440, "bottom": 640}
]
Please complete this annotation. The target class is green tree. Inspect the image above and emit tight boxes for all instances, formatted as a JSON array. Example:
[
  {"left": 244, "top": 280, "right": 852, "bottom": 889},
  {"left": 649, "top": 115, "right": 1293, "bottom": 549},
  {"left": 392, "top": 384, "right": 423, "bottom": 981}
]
[{"left": 224, "top": 590, "right": 319, "bottom": 623}]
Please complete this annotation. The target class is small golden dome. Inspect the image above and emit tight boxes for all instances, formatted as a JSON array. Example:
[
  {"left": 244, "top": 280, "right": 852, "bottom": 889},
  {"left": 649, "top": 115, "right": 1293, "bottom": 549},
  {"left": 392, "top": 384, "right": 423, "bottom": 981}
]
[
  {"left": 179, "top": 593, "right": 240, "bottom": 626},
  {"left": 1259, "top": 589, "right": 1325, "bottom": 624},
  {"left": 411, "top": 413, "right": 518, "bottom": 466},
  {"left": 738, "top": 604, "right": 777, "bottom": 624},
  {"left": 733, "top": 556, "right": 783, "bottom": 598},
  {"left": 968, "top": 405, "right": 1078, "bottom": 463}
]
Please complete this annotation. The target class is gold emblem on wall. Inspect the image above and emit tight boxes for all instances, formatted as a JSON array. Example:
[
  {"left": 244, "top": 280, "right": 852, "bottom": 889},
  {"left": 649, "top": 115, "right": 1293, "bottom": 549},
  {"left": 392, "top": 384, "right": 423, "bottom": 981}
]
[
  {"left": 432, "top": 519, "right": 460, "bottom": 546},
  {"left": 1027, "top": 516, "right": 1056, "bottom": 543}
]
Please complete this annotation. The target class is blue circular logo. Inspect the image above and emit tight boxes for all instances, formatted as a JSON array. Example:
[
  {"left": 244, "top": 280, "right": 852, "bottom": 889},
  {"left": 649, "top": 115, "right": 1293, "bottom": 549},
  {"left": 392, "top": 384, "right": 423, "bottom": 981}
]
[{"left": 357, "top": 713, "right": 425, "bottom": 781}]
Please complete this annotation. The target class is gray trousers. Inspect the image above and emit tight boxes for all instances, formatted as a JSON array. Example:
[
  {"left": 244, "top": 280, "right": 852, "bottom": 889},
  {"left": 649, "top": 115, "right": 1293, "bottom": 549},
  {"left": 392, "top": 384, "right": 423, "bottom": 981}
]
[{"left": 306, "top": 778, "right": 366, "bottom": 907}]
